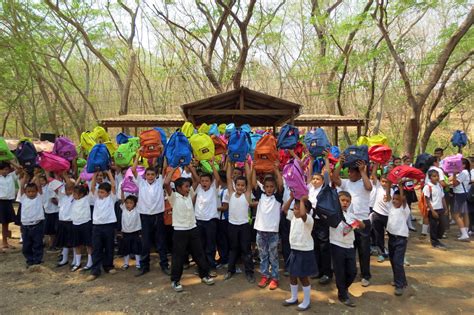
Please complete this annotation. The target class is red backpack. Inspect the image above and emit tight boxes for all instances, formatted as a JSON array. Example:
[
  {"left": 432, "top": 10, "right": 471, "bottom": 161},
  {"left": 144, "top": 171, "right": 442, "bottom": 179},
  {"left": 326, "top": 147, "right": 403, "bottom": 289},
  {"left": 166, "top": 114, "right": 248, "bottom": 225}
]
[
  {"left": 278, "top": 142, "right": 304, "bottom": 170},
  {"left": 369, "top": 145, "right": 392, "bottom": 165},
  {"left": 387, "top": 165, "right": 425, "bottom": 184},
  {"left": 140, "top": 129, "right": 163, "bottom": 159},
  {"left": 254, "top": 134, "right": 278, "bottom": 173},
  {"left": 211, "top": 135, "right": 227, "bottom": 156}
]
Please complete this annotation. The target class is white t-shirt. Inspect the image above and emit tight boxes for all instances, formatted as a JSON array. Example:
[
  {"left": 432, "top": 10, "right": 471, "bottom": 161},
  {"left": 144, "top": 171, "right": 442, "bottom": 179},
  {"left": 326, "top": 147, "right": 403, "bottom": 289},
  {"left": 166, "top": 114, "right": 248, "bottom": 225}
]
[
  {"left": 308, "top": 184, "right": 323, "bottom": 209},
  {"left": 20, "top": 194, "right": 45, "bottom": 225},
  {"left": 369, "top": 185, "right": 377, "bottom": 208},
  {"left": 425, "top": 166, "right": 446, "bottom": 185},
  {"left": 453, "top": 169, "right": 470, "bottom": 194},
  {"left": 115, "top": 173, "right": 124, "bottom": 200},
  {"left": 133, "top": 175, "right": 165, "bottom": 215},
  {"left": 372, "top": 181, "right": 392, "bottom": 216},
  {"left": 228, "top": 192, "right": 249, "bottom": 225},
  {"left": 287, "top": 210, "right": 314, "bottom": 251},
  {"left": 340, "top": 179, "right": 371, "bottom": 220},
  {"left": 168, "top": 189, "right": 196, "bottom": 230},
  {"left": 121, "top": 205, "right": 141, "bottom": 233},
  {"left": 423, "top": 182, "right": 444, "bottom": 210},
  {"left": 217, "top": 187, "right": 229, "bottom": 221},
  {"left": 194, "top": 182, "right": 219, "bottom": 221},
  {"left": 71, "top": 196, "right": 91, "bottom": 225},
  {"left": 387, "top": 203, "right": 410, "bottom": 237},
  {"left": 329, "top": 211, "right": 357, "bottom": 248},
  {"left": 93, "top": 194, "right": 117, "bottom": 225},
  {"left": 0, "top": 172, "right": 17, "bottom": 200},
  {"left": 58, "top": 187, "right": 74, "bottom": 222},
  {"left": 43, "top": 183, "right": 59, "bottom": 214},
  {"left": 253, "top": 187, "right": 283, "bottom": 233}
]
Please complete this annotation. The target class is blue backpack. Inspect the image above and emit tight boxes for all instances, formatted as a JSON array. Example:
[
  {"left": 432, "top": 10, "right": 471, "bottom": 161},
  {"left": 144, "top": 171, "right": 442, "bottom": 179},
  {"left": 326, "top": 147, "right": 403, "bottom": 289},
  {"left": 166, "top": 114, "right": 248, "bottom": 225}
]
[
  {"left": 165, "top": 132, "right": 192, "bottom": 168},
  {"left": 241, "top": 124, "right": 251, "bottom": 134},
  {"left": 87, "top": 144, "right": 111, "bottom": 173},
  {"left": 208, "top": 124, "right": 219, "bottom": 136},
  {"left": 415, "top": 153, "right": 434, "bottom": 173},
  {"left": 342, "top": 145, "right": 369, "bottom": 168},
  {"left": 305, "top": 128, "right": 330, "bottom": 157},
  {"left": 153, "top": 127, "right": 167, "bottom": 146},
  {"left": 315, "top": 184, "right": 344, "bottom": 228},
  {"left": 249, "top": 133, "right": 263, "bottom": 158},
  {"left": 228, "top": 129, "right": 250, "bottom": 162},
  {"left": 330, "top": 146, "right": 340, "bottom": 158},
  {"left": 451, "top": 130, "right": 467, "bottom": 148},
  {"left": 277, "top": 124, "right": 299, "bottom": 149},
  {"left": 225, "top": 123, "right": 236, "bottom": 136},
  {"left": 15, "top": 141, "right": 38, "bottom": 171},
  {"left": 116, "top": 132, "right": 132, "bottom": 145}
]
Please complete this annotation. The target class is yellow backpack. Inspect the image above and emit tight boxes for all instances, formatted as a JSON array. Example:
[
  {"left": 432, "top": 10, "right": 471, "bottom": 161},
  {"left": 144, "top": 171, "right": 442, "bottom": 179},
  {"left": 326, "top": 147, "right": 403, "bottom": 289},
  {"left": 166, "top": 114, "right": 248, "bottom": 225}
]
[
  {"left": 368, "top": 134, "right": 388, "bottom": 147},
  {"left": 356, "top": 136, "right": 369, "bottom": 146},
  {"left": 92, "top": 126, "right": 111, "bottom": 143},
  {"left": 181, "top": 122, "right": 195, "bottom": 138},
  {"left": 218, "top": 123, "right": 227, "bottom": 135},
  {"left": 189, "top": 133, "right": 215, "bottom": 161},
  {"left": 198, "top": 123, "right": 210, "bottom": 135},
  {"left": 80, "top": 132, "right": 96, "bottom": 154},
  {"left": 104, "top": 141, "right": 117, "bottom": 155}
]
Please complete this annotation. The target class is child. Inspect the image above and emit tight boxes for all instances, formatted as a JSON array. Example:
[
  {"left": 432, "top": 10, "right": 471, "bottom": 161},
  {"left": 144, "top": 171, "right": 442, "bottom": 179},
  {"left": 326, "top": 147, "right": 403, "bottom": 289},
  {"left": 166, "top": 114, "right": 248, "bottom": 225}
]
[
  {"left": 70, "top": 183, "right": 93, "bottom": 272},
  {"left": 0, "top": 162, "right": 20, "bottom": 252},
  {"left": 251, "top": 161, "right": 284, "bottom": 290},
  {"left": 424, "top": 170, "right": 448, "bottom": 249},
  {"left": 19, "top": 174, "right": 45, "bottom": 267},
  {"left": 281, "top": 194, "right": 316, "bottom": 312},
  {"left": 386, "top": 181, "right": 411, "bottom": 296},
  {"left": 164, "top": 169, "right": 214, "bottom": 292},
  {"left": 87, "top": 170, "right": 117, "bottom": 281},
  {"left": 330, "top": 191, "right": 365, "bottom": 307},
  {"left": 39, "top": 175, "right": 60, "bottom": 252},
  {"left": 55, "top": 174, "right": 75, "bottom": 267},
  {"left": 224, "top": 161, "right": 255, "bottom": 283},
  {"left": 132, "top": 157, "right": 169, "bottom": 276},
  {"left": 118, "top": 194, "right": 142, "bottom": 270},
  {"left": 371, "top": 168, "right": 393, "bottom": 262},
  {"left": 451, "top": 158, "right": 471, "bottom": 241}
]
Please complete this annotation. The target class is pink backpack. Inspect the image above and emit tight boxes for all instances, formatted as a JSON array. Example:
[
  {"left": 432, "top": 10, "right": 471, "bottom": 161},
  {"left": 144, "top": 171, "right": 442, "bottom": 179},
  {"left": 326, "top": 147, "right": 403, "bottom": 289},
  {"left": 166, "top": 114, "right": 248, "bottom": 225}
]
[
  {"left": 283, "top": 159, "right": 308, "bottom": 200},
  {"left": 53, "top": 136, "right": 77, "bottom": 161},
  {"left": 443, "top": 154, "right": 463, "bottom": 174},
  {"left": 121, "top": 166, "right": 145, "bottom": 195},
  {"left": 37, "top": 152, "right": 70, "bottom": 173},
  {"left": 80, "top": 167, "right": 94, "bottom": 181}
]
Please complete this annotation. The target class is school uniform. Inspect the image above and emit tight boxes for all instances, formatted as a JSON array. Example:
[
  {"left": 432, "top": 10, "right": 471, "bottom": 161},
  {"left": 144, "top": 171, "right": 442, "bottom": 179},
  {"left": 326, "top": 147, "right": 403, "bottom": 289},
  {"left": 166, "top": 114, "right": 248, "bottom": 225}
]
[
  {"left": 424, "top": 183, "right": 445, "bottom": 246},
  {"left": 195, "top": 182, "right": 219, "bottom": 268},
  {"left": 216, "top": 187, "right": 230, "bottom": 266},
  {"left": 133, "top": 175, "right": 168, "bottom": 272},
  {"left": 55, "top": 187, "right": 74, "bottom": 248},
  {"left": 169, "top": 189, "right": 211, "bottom": 282},
  {"left": 71, "top": 196, "right": 92, "bottom": 247},
  {"left": 227, "top": 192, "right": 254, "bottom": 276},
  {"left": 340, "top": 179, "right": 372, "bottom": 281},
  {"left": 91, "top": 194, "right": 117, "bottom": 276},
  {"left": 387, "top": 203, "right": 410, "bottom": 289},
  {"left": 253, "top": 186, "right": 283, "bottom": 281},
  {"left": 329, "top": 211, "right": 358, "bottom": 301},
  {"left": 0, "top": 171, "right": 17, "bottom": 224},
  {"left": 453, "top": 170, "right": 470, "bottom": 214},
  {"left": 43, "top": 182, "right": 60, "bottom": 236},
  {"left": 279, "top": 184, "right": 292, "bottom": 273},
  {"left": 20, "top": 194, "right": 45, "bottom": 266},
  {"left": 118, "top": 205, "right": 142, "bottom": 257},
  {"left": 371, "top": 182, "right": 392, "bottom": 255},
  {"left": 287, "top": 210, "right": 316, "bottom": 277}
]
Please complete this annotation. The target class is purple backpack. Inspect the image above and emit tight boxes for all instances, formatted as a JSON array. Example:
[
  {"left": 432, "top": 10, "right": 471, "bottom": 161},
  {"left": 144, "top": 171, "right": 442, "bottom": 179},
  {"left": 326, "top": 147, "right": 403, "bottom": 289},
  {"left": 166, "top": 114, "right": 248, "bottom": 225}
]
[
  {"left": 53, "top": 136, "right": 77, "bottom": 161},
  {"left": 80, "top": 167, "right": 94, "bottom": 181},
  {"left": 283, "top": 159, "right": 308, "bottom": 200},
  {"left": 121, "top": 166, "right": 145, "bottom": 195}
]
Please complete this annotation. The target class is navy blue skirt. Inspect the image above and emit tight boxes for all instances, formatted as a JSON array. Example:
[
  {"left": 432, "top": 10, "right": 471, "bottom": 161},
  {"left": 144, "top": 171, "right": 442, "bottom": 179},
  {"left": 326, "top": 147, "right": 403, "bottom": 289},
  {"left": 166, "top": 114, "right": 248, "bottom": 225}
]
[
  {"left": 44, "top": 213, "right": 59, "bottom": 235},
  {"left": 288, "top": 249, "right": 318, "bottom": 277},
  {"left": 55, "top": 221, "right": 73, "bottom": 248},
  {"left": 72, "top": 221, "right": 92, "bottom": 247},
  {"left": 118, "top": 231, "right": 142, "bottom": 256},
  {"left": 0, "top": 200, "right": 15, "bottom": 224}
]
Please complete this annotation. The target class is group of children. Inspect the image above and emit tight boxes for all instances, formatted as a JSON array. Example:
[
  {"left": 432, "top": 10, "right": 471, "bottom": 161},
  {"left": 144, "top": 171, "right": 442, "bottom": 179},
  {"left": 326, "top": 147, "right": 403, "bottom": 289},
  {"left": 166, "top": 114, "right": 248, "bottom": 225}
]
[{"left": 1, "top": 143, "right": 473, "bottom": 311}]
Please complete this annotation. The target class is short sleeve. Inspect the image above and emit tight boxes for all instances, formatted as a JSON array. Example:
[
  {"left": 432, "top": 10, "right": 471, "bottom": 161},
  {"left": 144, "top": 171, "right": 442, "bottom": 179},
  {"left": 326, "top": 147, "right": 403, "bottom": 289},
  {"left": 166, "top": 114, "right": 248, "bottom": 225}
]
[
  {"left": 340, "top": 179, "right": 349, "bottom": 190},
  {"left": 304, "top": 213, "right": 314, "bottom": 226},
  {"left": 168, "top": 192, "right": 177, "bottom": 208},
  {"left": 286, "top": 210, "right": 294, "bottom": 221},
  {"left": 274, "top": 191, "right": 284, "bottom": 204},
  {"left": 252, "top": 186, "right": 263, "bottom": 201},
  {"left": 222, "top": 189, "right": 230, "bottom": 203},
  {"left": 422, "top": 185, "right": 430, "bottom": 197}
]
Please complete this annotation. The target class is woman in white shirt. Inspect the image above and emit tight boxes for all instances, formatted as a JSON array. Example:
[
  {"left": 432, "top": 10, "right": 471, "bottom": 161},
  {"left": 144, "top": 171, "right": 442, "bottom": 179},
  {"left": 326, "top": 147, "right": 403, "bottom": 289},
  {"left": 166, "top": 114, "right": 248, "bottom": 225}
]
[{"left": 450, "top": 158, "right": 471, "bottom": 241}]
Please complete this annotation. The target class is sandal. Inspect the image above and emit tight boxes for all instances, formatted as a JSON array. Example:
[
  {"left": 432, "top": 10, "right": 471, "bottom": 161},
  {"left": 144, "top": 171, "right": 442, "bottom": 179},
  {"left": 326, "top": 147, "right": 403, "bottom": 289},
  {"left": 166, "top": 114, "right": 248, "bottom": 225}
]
[{"left": 121, "top": 264, "right": 129, "bottom": 271}]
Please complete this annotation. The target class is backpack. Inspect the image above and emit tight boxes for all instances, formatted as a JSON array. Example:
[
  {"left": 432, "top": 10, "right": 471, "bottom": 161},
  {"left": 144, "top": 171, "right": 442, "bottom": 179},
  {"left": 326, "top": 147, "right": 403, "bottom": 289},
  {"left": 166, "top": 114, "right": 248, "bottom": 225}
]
[
  {"left": 80, "top": 131, "right": 96, "bottom": 154},
  {"left": 77, "top": 158, "right": 87, "bottom": 174},
  {"left": 315, "top": 184, "right": 343, "bottom": 228},
  {"left": 218, "top": 123, "right": 227, "bottom": 135},
  {"left": 211, "top": 135, "right": 227, "bottom": 156},
  {"left": 198, "top": 123, "right": 211, "bottom": 135},
  {"left": 279, "top": 142, "right": 304, "bottom": 171},
  {"left": 114, "top": 142, "right": 137, "bottom": 167},
  {"left": 225, "top": 123, "right": 236, "bottom": 137},
  {"left": 305, "top": 128, "right": 330, "bottom": 157},
  {"left": 414, "top": 153, "right": 433, "bottom": 173},
  {"left": 121, "top": 166, "right": 145, "bottom": 195},
  {"left": 80, "top": 167, "right": 94, "bottom": 181},
  {"left": 200, "top": 160, "right": 219, "bottom": 174},
  {"left": 443, "top": 154, "right": 463, "bottom": 174},
  {"left": 87, "top": 144, "right": 111, "bottom": 173},
  {"left": 368, "top": 145, "right": 392, "bottom": 165},
  {"left": 254, "top": 134, "right": 278, "bottom": 174},
  {"left": 241, "top": 124, "right": 251, "bottom": 134},
  {"left": 153, "top": 127, "right": 167, "bottom": 146},
  {"left": 451, "top": 130, "right": 468, "bottom": 148},
  {"left": 249, "top": 133, "right": 263, "bottom": 158},
  {"left": 277, "top": 124, "right": 299, "bottom": 149},
  {"left": 330, "top": 146, "right": 340, "bottom": 158},
  {"left": 139, "top": 129, "right": 163, "bottom": 159},
  {"left": 282, "top": 159, "right": 308, "bottom": 200},
  {"left": 0, "top": 137, "right": 15, "bottom": 162},
  {"left": 165, "top": 132, "right": 192, "bottom": 168},
  {"left": 189, "top": 133, "right": 215, "bottom": 161},
  {"left": 342, "top": 145, "right": 369, "bottom": 168},
  {"left": 15, "top": 141, "right": 38, "bottom": 170},
  {"left": 37, "top": 152, "right": 70, "bottom": 173},
  {"left": 92, "top": 126, "right": 111, "bottom": 143},
  {"left": 387, "top": 165, "right": 425, "bottom": 184},
  {"left": 166, "top": 166, "right": 182, "bottom": 182},
  {"left": 52, "top": 136, "right": 77, "bottom": 161},
  {"left": 418, "top": 185, "right": 431, "bottom": 218},
  {"left": 356, "top": 136, "right": 369, "bottom": 146},
  {"left": 228, "top": 129, "right": 250, "bottom": 162},
  {"left": 208, "top": 124, "right": 219, "bottom": 136},
  {"left": 367, "top": 134, "right": 388, "bottom": 147},
  {"left": 116, "top": 132, "right": 132, "bottom": 145},
  {"left": 181, "top": 122, "right": 195, "bottom": 138}
]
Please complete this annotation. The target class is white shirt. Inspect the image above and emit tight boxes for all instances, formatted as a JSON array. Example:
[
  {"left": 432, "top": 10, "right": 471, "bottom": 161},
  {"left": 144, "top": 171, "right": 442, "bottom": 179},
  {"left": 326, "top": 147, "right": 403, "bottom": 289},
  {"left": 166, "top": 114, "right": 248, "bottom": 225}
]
[
  {"left": 453, "top": 169, "right": 470, "bottom": 194},
  {"left": 287, "top": 210, "right": 314, "bottom": 251},
  {"left": 369, "top": 186, "right": 377, "bottom": 208},
  {"left": 134, "top": 175, "right": 165, "bottom": 215},
  {"left": 20, "top": 194, "right": 45, "bottom": 225},
  {"left": 425, "top": 166, "right": 446, "bottom": 184},
  {"left": 372, "top": 182, "right": 392, "bottom": 216},
  {"left": 0, "top": 172, "right": 17, "bottom": 200},
  {"left": 423, "top": 182, "right": 444, "bottom": 210},
  {"left": 121, "top": 205, "right": 141, "bottom": 233},
  {"left": 71, "top": 196, "right": 91, "bottom": 225},
  {"left": 228, "top": 192, "right": 249, "bottom": 225},
  {"left": 387, "top": 203, "right": 410, "bottom": 237},
  {"left": 115, "top": 173, "right": 124, "bottom": 200},
  {"left": 58, "top": 187, "right": 74, "bottom": 221},
  {"left": 93, "top": 194, "right": 117, "bottom": 225},
  {"left": 329, "top": 211, "right": 357, "bottom": 248},
  {"left": 254, "top": 190, "right": 282, "bottom": 233},
  {"left": 340, "top": 179, "right": 371, "bottom": 220},
  {"left": 217, "top": 187, "right": 229, "bottom": 221},
  {"left": 194, "top": 182, "right": 219, "bottom": 221},
  {"left": 168, "top": 189, "right": 197, "bottom": 231},
  {"left": 308, "top": 184, "right": 323, "bottom": 209},
  {"left": 43, "top": 183, "right": 59, "bottom": 214}
]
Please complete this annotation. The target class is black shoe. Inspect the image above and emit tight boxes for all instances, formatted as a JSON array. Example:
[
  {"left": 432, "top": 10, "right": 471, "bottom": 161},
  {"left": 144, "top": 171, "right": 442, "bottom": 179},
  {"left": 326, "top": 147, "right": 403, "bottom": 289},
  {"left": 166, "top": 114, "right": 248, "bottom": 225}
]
[
  {"left": 246, "top": 273, "right": 255, "bottom": 283},
  {"left": 56, "top": 261, "right": 69, "bottom": 268},
  {"left": 162, "top": 267, "right": 171, "bottom": 276},
  {"left": 340, "top": 297, "right": 356, "bottom": 307},
  {"left": 224, "top": 272, "right": 234, "bottom": 280},
  {"left": 282, "top": 300, "right": 298, "bottom": 306},
  {"left": 135, "top": 268, "right": 149, "bottom": 277},
  {"left": 318, "top": 275, "right": 331, "bottom": 285}
]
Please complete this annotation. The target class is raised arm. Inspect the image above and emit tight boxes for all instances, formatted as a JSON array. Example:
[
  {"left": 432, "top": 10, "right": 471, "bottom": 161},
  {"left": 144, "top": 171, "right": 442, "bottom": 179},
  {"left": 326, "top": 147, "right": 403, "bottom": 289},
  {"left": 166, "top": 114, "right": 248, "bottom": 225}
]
[
  {"left": 244, "top": 160, "right": 252, "bottom": 196},
  {"left": 90, "top": 172, "right": 97, "bottom": 195},
  {"left": 250, "top": 163, "right": 257, "bottom": 190},
  {"left": 188, "top": 162, "right": 200, "bottom": 190},
  {"left": 281, "top": 193, "right": 294, "bottom": 215},
  {"left": 210, "top": 157, "right": 221, "bottom": 187},
  {"left": 357, "top": 161, "right": 373, "bottom": 191},
  {"left": 331, "top": 154, "right": 344, "bottom": 187},
  {"left": 306, "top": 156, "right": 314, "bottom": 185},
  {"left": 163, "top": 166, "right": 176, "bottom": 196},
  {"left": 371, "top": 163, "right": 379, "bottom": 184},
  {"left": 226, "top": 160, "right": 234, "bottom": 196},
  {"left": 398, "top": 179, "right": 407, "bottom": 208},
  {"left": 274, "top": 160, "right": 284, "bottom": 193},
  {"left": 106, "top": 169, "right": 116, "bottom": 195},
  {"left": 131, "top": 152, "right": 139, "bottom": 178}
]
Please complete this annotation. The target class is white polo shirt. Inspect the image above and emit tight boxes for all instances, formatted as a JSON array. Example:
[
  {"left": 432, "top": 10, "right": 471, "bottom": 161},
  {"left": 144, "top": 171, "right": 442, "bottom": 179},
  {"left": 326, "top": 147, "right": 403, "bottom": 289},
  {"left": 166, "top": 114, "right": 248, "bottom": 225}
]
[
  {"left": 71, "top": 196, "right": 91, "bottom": 225},
  {"left": 387, "top": 203, "right": 410, "bottom": 237},
  {"left": 0, "top": 172, "right": 17, "bottom": 200},
  {"left": 169, "top": 189, "right": 197, "bottom": 231},
  {"left": 194, "top": 182, "right": 219, "bottom": 221},
  {"left": 20, "top": 194, "right": 45, "bottom": 225},
  {"left": 58, "top": 187, "right": 74, "bottom": 222},
  {"left": 93, "top": 194, "right": 117, "bottom": 225},
  {"left": 43, "top": 183, "right": 59, "bottom": 214},
  {"left": 228, "top": 192, "right": 249, "bottom": 225},
  {"left": 287, "top": 210, "right": 314, "bottom": 251},
  {"left": 423, "top": 182, "right": 444, "bottom": 210},
  {"left": 133, "top": 175, "right": 165, "bottom": 215},
  {"left": 340, "top": 179, "right": 371, "bottom": 221},
  {"left": 121, "top": 205, "right": 141, "bottom": 233},
  {"left": 453, "top": 170, "right": 470, "bottom": 194},
  {"left": 373, "top": 181, "right": 392, "bottom": 216},
  {"left": 329, "top": 211, "right": 357, "bottom": 248},
  {"left": 254, "top": 187, "right": 283, "bottom": 233}
]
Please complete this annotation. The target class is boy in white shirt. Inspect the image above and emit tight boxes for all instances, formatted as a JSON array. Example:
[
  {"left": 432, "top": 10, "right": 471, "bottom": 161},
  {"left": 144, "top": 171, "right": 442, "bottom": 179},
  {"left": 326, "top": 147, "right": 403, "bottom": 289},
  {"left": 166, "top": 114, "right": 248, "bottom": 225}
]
[{"left": 424, "top": 170, "right": 448, "bottom": 249}]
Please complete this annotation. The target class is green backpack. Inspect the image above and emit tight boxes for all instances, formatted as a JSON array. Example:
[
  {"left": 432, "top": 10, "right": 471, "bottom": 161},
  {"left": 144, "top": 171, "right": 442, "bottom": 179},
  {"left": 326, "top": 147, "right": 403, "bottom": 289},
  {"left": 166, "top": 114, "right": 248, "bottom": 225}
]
[
  {"left": 76, "top": 158, "right": 87, "bottom": 173},
  {"left": 0, "top": 137, "right": 15, "bottom": 162},
  {"left": 114, "top": 141, "right": 137, "bottom": 167},
  {"left": 200, "top": 160, "right": 219, "bottom": 174}
]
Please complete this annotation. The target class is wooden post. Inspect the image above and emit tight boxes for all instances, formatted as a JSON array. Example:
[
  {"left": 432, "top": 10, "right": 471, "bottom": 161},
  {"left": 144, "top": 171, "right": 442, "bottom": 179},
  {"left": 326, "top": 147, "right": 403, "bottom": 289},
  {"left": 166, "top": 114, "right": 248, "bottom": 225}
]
[
  {"left": 334, "top": 126, "right": 338, "bottom": 146},
  {"left": 273, "top": 125, "right": 276, "bottom": 135},
  {"left": 239, "top": 88, "right": 244, "bottom": 110},
  {"left": 357, "top": 125, "right": 361, "bottom": 139},
  {"left": 134, "top": 127, "right": 138, "bottom": 137}
]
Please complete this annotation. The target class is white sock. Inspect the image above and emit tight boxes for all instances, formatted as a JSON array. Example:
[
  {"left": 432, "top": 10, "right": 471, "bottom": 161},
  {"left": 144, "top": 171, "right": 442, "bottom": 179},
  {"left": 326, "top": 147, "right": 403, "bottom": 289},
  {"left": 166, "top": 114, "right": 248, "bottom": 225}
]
[
  {"left": 124, "top": 255, "right": 130, "bottom": 266},
  {"left": 135, "top": 255, "right": 141, "bottom": 268},
  {"left": 421, "top": 224, "right": 429, "bottom": 235},
  {"left": 286, "top": 284, "right": 298, "bottom": 303},
  {"left": 461, "top": 227, "right": 469, "bottom": 238},
  {"left": 60, "top": 248, "right": 69, "bottom": 264},
  {"left": 298, "top": 285, "right": 311, "bottom": 309},
  {"left": 74, "top": 254, "right": 82, "bottom": 267},
  {"left": 86, "top": 254, "right": 92, "bottom": 268},
  {"left": 407, "top": 218, "right": 414, "bottom": 229}
]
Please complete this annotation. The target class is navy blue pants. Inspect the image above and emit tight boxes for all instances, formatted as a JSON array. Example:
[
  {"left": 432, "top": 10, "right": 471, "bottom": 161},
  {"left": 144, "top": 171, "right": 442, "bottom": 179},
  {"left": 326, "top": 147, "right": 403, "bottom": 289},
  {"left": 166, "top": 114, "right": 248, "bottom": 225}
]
[
  {"left": 228, "top": 222, "right": 254, "bottom": 275},
  {"left": 354, "top": 219, "right": 372, "bottom": 280},
  {"left": 372, "top": 212, "right": 388, "bottom": 255},
  {"left": 216, "top": 219, "right": 229, "bottom": 265},
  {"left": 331, "top": 244, "right": 356, "bottom": 301},
  {"left": 279, "top": 212, "right": 291, "bottom": 272},
  {"left": 429, "top": 209, "right": 445, "bottom": 246},
  {"left": 197, "top": 219, "right": 218, "bottom": 268},
  {"left": 21, "top": 221, "right": 45, "bottom": 266},
  {"left": 91, "top": 223, "right": 115, "bottom": 276},
  {"left": 388, "top": 233, "right": 408, "bottom": 289},
  {"left": 140, "top": 213, "right": 169, "bottom": 271},
  {"left": 312, "top": 219, "right": 332, "bottom": 278}
]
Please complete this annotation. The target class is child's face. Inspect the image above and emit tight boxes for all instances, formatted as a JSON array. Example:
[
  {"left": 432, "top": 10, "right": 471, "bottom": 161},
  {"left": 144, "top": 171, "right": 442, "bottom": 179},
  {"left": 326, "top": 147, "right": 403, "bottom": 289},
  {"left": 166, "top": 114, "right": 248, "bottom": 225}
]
[
  {"left": 124, "top": 199, "right": 136, "bottom": 211},
  {"left": 263, "top": 181, "right": 275, "bottom": 196},
  {"left": 393, "top": 159, "right": 402, "bottom": 166},
  {"left": 65, "top": 186, "right": 74, "bottom": 196},
  {"left": 145, "top": 170, "right": 156, "bottom": 183},
  {"left": 380, "top": 178, "right": 390, "bottom": 189},
  {"left": 235, "top": 179, "right": 246, "bottom": 194},
  {"left": 177, "top": 181, "right": 191, "bottom": 197},
  {"left": 0, "top": 167, "right": 10, "bottom": 176},
  {"left": 200, "top": 176, "right": 212, "bottom": 190},
  {"left": 97, "top": 188, "right": 110, "bottom": 199},
  {"left": 403, "top": 158, "right": 412, "bottom": 166},
  {"left": 339, "top": 195, "right": 351, "bottom": 211},
  {"left": 233, "top": 169, "right": 243, "bottom": 180},
  {"left": 311, "top": 175, "right": 323, "bottom": 188},
  {"left": 293, "top": 201, "right": 302, "bottom": 218},
  {"left": 39, "top": 178, "right": 47, "bottom": 186},
  {"left": 348, "top": 168, "right": 361, "bottom": 182},
  {"left": 392, "top": 194, "right": 402, "bottom": 208},
  {"left": 25, "top": 187, "right": 38, "bottom": 199},
  {"left": 96, "top": 172, "right": 105, "bottom": 183},
  {"left": 430, "top": 173, "right": 439, "bottom": 184}
]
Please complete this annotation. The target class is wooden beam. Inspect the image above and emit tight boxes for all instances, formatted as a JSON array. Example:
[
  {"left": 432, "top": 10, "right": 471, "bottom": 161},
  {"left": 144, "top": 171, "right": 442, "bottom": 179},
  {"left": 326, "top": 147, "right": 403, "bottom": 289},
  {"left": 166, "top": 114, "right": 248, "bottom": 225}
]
[
  {"left": 188, "top": 109, "right": 293, "bottom": 115},
  {"left": 239, "top": 88, "right": 244, "bottom": 110}
]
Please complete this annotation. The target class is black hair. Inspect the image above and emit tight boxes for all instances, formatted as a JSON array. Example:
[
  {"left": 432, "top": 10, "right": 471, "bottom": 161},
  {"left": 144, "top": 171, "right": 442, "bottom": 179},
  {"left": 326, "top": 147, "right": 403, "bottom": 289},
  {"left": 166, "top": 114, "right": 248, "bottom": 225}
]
[
  {"left": 393, "top": 190, "right": 401, "bottom": 196},
  {"left": 392, "top": 156, "right": 401, "bottom": 162},
  {"left": 175, "top": 177, "right": 192, "bottom": 189},
  {"left": 200, "top": 173, "right": 213, "bottom": 181},
  {"left": 98, "top": 182, "right": 112, "bottom": 193},
  {"left": 295, "top": 199, "right": 312, "bottom": 214},
  {"left": 0, "top": 162, "right": 9, "bottom": 170},
  {"left": 263, "top": 175, "right": 276, "bottom": 185},
  {"left": 338, "top": 191, "right": 351, "bottom": 199},
  {"left": 145, "top": 167, "right": 156, "bottom": 174},
  {"left": 234, "top": 175, "right": 248, "bottom": 186},
  {"left": 74, "top": 184, "right": 89, "bottom": 198},
  {"left": 234, "top": 167, "right": 244, "bottom": 175},
  {"left": 218, "top": 170, "right": 227, "bottom": 183},
  {"left": 25, "top": 183, "right": 38, "bottom": 191},
  {"left": 427, "top": 170, "right": 438, "bottom": 179},
  {"left": 462, "top": 158, "right": 471, "bottom": 171},
  {"left": 434, "top": 148, "right": 444, "bottom": 153},
  {"left": 125, "top": 195, "right": 138, "bottom": 206}
]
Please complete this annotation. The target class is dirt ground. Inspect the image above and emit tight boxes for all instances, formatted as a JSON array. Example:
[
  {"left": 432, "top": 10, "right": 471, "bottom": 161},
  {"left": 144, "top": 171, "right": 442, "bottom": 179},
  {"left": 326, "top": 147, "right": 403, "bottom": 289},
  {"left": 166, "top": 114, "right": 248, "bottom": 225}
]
[{"left": 1, "top": 214, "right": 473, "bottom": 315}]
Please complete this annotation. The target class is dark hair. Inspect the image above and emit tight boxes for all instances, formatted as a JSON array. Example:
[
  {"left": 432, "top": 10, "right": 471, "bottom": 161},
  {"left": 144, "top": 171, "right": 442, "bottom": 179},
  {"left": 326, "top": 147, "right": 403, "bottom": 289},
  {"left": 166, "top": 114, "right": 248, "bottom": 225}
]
[
  {"left": 145, "top": 167, "right": 156, "bottom": 175},
  {"left": 263, "top": 175, "right": 276, "bottom": 185},
  {"left": 393, "top": 157, "right": 401, "bottom": 162},
  {"left": 393, "top": 190, "right": 401, "bottom": 196},
  {"left": 98, "top": 182, "right": 112, "bottom": 193},
  {"left": 295, "top": 199, "right": 312, "bottom": 214},
  {"left": 234, "top": 176, "right": 248, "bottom": 186},
  {"left": 200, "top": 173, "right": 213, "bottom": 181},
  {"left": 175, "top": 177, "right": 192, "bottom": 189},
  {"left": 234, "top": 168, "right": 244, "bottom": 176},
  {"left": 427, "top": 170, "right": 438, "bottom": 179},
  {"left": 0, "top": 162, "right": 9, "bottom": 170},
  {"left": 74, "top": 184, "right": 89, "bottom": 198},
  {"left": 125, "top": 195, "right": 138, "bottom": 206},
  {"left": 462, "top": 158, "right": 470, "bottom": 171},
  {"left": 25, "top": 183, "right": 38, "bottom": 191},
  {"left": 338, "top": 191, "right": 351, "bottom": 199},
  {"left": 218, "top": 170, "right": 227, "bottom": 183},
  {"left": 434, "top": 148, "right": 444, "bottom": 153}
]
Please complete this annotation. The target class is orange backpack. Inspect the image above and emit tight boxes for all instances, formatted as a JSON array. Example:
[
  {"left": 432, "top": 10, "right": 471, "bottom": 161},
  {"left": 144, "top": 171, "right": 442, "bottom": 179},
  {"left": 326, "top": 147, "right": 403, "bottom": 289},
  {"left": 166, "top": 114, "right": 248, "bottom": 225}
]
[
  {"left": 140, "top": 129, "right": 163, "bottom": 159},
  {"left": 211, "top": 135, "right": 227, "bottom": 156},
  {"left": 418, "top": 185, "right": 431, "bottom": 218},
  {"left": 254, "top": 134, "right": 278, "bottom": 173}
]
